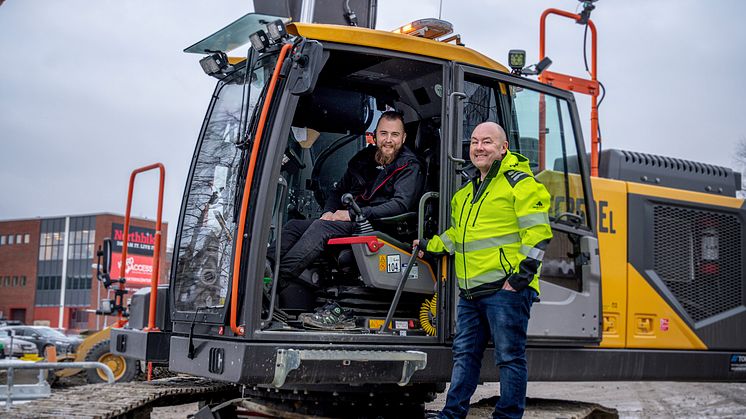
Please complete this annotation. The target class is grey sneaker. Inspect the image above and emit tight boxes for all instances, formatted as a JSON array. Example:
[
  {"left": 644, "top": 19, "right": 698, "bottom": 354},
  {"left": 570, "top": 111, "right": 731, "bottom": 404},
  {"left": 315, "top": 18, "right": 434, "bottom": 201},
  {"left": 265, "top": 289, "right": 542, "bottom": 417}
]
[{"left": 300, "top": 302, "right": 356, "bottom": 330}]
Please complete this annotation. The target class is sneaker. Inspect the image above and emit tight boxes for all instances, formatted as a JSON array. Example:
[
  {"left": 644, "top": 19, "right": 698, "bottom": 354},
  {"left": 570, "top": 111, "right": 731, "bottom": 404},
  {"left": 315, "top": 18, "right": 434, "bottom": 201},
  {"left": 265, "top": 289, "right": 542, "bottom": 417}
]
[
  {"left": 300, "top": 302, "right": 357, "bottom": 330},
  {"left": 296, "top": 300, "right": 337, "bottom": 322}
]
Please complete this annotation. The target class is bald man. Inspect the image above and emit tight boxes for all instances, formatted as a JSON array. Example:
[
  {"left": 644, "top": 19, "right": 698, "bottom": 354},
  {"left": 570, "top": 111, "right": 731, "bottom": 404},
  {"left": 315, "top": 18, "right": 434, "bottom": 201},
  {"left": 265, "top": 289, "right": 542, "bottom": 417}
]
[{"left": 416, "top": 122, "right": 553, "bottom": 419}]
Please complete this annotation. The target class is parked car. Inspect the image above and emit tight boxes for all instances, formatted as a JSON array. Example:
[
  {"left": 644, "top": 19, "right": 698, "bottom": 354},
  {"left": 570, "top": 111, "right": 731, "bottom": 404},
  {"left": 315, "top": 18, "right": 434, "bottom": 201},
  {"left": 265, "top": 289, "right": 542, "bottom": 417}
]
[
  {"left": 0, "top": 329, "right": 39, "bottom": 358},
  {"left": 0, "top": 326, "right": 82, "bottom": 356},
  {"left": 0, "top": 319, "right": 23, "bottom": 327}
]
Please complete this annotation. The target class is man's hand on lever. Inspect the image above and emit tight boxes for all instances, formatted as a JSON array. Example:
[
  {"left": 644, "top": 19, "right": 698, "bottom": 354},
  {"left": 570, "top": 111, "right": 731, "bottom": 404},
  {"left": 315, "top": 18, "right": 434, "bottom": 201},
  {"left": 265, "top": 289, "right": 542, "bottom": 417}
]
[{"left": 412, "top": 239, "right": 425, "bottom": 258}]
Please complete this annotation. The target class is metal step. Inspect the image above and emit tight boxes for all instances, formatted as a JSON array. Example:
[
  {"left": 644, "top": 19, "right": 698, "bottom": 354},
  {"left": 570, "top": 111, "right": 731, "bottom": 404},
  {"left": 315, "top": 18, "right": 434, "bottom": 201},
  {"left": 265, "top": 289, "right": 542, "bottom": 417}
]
[{"left": 273, "top": 349, "right": 427, "bottom": 387}]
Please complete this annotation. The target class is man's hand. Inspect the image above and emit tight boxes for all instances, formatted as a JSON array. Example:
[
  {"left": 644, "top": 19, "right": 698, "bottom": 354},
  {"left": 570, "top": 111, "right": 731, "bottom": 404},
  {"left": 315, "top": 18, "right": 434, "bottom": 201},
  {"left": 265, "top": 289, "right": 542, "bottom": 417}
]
[
  {"left": 502, "top": 280, "right": 517, "bottom": 292},
  {"left": 320, "top": 210, "right": 351, "bottom": 222},
  {"left": 413, "top": 239, "right": 425, "bottom": 258},
  {"left": 332, "top": 210, "right": 351, "bottom": 222}
]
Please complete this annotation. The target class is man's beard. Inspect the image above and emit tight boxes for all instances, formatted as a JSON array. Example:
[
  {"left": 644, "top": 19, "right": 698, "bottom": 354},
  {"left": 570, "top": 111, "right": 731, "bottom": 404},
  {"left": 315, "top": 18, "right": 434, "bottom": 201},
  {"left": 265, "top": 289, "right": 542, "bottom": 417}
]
[{"left": 375, "top": 147, "right": 397, "bottom": 165}]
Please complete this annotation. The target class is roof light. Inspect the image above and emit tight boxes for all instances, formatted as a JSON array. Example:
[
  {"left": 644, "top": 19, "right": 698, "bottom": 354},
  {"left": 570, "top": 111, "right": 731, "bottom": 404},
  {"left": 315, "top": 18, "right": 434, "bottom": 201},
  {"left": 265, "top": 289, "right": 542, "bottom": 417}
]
[
  {"left": 508, "top": 50, "right": 527, "bottom": 72},
  {"left": 249, "top": 29, "right": 270, "bottom": 53},
  {"left": 508, "top": 49, "right": 552, "bottom": 77},
  {"left": 392, "top": 18, "right": 453, "bottom": 40},
  {"left": 266, "top": 19, "right": 288, "bottom": 43},
  {"left": 199, "top": 51, "right": 233, "bottom": 77}
]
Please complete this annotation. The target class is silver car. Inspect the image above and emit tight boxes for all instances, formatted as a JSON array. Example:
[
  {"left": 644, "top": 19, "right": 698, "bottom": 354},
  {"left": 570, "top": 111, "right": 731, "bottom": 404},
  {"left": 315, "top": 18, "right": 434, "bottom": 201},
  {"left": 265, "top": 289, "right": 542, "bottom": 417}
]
[{"left": 0, "top": 330, "right": 39, "bottom": 358}]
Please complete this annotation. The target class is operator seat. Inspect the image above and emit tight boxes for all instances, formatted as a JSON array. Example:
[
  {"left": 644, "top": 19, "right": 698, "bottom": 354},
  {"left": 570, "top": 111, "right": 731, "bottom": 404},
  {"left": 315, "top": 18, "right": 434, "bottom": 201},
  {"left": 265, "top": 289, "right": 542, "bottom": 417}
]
[{"left": 334, "top": 117, "right": 441, "bottom": 272}]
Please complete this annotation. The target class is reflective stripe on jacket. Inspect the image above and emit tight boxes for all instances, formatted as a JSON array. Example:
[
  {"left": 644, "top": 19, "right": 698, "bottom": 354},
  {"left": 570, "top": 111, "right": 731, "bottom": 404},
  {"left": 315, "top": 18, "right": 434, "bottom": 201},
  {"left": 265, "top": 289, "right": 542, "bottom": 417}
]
[{"left": 424, "top": 150, "right": 552, "bottom": 297}]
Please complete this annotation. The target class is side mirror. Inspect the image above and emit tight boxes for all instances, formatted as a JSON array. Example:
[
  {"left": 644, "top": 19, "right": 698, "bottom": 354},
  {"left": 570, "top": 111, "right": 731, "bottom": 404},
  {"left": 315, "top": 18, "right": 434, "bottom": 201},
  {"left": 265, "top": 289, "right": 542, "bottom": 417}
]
[
  {"left": 287, "top": 40, "right": 328, "bottom": 96},
  {"left": 101, "top": 238, "right": 112, "bottom": 275},
  {"left": 96, "top": 239, "right": 113, "bottom": 288}
]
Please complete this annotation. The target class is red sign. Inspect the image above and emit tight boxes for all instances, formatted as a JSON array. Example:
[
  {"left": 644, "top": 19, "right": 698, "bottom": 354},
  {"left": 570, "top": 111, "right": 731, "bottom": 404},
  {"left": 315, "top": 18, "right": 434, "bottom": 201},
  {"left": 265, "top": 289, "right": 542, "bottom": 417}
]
[
  {"left": 111, "top": 253, "right": 154, "bottom": 285},
  {"left": 111, "top": 223, "right": 156, "bottom": 256}
]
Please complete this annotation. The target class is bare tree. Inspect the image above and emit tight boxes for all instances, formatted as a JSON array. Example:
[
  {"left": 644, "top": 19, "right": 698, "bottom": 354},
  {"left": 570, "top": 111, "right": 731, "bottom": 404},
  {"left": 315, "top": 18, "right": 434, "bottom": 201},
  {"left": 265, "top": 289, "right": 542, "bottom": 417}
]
[
  {"left": 735, "top": 137, "right": 746, "bottom": 168},
  {"left": 734, "top": 136, "right": 746, "bottom": 198}
]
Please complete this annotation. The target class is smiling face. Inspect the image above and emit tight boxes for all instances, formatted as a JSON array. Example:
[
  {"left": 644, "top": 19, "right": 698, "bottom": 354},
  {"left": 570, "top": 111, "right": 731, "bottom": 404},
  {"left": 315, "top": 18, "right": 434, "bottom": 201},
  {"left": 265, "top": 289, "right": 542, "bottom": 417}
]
[
  {"left": 374, "top": 116, "right": 406, "bottom": 165},
  {"left": 469, "top": 122, "right": 508, "bottom": 178}
]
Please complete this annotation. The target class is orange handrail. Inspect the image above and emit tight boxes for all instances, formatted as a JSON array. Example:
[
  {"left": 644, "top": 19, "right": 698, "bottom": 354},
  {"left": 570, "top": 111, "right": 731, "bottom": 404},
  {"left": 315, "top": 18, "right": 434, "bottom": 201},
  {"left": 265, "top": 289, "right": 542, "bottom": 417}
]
[
  {"left": 539, "top": 8, "right": 600, "bottom": 176},
  {"left": 230, "top": 43, "right": 293, "bottom": 336},
  {"left": 119, "top": 163, "right": 166, "bottom": 331}
]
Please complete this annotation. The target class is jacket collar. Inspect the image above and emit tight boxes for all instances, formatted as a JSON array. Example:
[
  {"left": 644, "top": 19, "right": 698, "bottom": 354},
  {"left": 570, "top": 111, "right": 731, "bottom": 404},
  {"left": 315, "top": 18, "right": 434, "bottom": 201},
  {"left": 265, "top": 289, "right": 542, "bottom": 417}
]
[{"left": 470, "top": 150, "right": 531, "bottom": 202}]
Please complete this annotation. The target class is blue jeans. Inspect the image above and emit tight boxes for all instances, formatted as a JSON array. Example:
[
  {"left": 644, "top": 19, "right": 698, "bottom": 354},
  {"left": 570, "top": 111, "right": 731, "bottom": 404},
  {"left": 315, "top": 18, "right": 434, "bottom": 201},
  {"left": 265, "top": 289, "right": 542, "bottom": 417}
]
[{"left": 440, "top": 287, "right": 536, "bottom": 419}]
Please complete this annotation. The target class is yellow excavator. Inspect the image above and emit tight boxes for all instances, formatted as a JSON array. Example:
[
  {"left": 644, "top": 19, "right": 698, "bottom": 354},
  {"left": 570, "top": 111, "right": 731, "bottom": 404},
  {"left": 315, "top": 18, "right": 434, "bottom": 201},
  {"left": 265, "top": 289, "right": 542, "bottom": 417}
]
[{"left": 94, "top": 0, "right": 744, "bottom": 416}]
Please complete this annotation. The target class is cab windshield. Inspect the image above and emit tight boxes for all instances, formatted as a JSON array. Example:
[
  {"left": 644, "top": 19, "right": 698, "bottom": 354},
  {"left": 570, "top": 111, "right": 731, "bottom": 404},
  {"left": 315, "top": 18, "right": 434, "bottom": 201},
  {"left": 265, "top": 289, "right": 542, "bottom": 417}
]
[{"left": 173, "top": 54, "right": 278, "bottom": 313}]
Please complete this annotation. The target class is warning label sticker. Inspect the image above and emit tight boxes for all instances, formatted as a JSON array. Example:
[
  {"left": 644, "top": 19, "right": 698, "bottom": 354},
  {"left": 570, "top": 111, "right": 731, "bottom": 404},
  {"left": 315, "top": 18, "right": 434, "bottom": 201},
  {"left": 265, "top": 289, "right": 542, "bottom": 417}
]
[
  {"left": 730, "top": 354, "right": 746, "bottom": 372},
  {"left": 660, "top": 318, "right": 669, "bottom": 332}
]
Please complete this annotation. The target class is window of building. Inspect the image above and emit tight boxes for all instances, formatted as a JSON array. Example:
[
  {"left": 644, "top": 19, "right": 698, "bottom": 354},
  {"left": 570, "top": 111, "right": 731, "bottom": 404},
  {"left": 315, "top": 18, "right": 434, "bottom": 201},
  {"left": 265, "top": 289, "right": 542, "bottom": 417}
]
[
  {"left": 8, "top": 235, "right": 14, "bottom": 245},
  {"left": 0, "top": 235, "right": 5, "bottom": 245},
  {"left": 21, "top": 276, "right": 26, "bottom": 287},
  {"left": 38, "top": 231, "right": 66, "bottom": 261},
  {"left": 15, "top": 234, "right": 22, "bottom": 244},
  {"left": 12, "top": 276, "right": 18, "bottom": 286},
  {"left": 4, "top": 276, "right": 9, "bottom": 286},
  {"left": 68, "top": 227, "right": 96, "bottom": 260},
  {"left": 24, "top": 234, "right": 30, "bottom": 244}
]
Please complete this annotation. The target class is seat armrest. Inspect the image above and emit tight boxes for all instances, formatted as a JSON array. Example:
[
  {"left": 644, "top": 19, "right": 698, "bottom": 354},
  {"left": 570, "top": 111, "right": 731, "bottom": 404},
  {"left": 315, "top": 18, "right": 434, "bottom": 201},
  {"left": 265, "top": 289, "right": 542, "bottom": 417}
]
[{"left": 374, "top": 212, "right": 417, "bottom": 224}]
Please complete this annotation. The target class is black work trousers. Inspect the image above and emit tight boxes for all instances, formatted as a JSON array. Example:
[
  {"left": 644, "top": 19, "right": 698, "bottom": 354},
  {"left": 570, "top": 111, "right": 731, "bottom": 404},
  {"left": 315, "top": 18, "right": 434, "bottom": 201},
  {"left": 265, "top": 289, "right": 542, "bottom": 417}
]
[{"left": 276, "top": 219, "right": 354, "bottom": 280}]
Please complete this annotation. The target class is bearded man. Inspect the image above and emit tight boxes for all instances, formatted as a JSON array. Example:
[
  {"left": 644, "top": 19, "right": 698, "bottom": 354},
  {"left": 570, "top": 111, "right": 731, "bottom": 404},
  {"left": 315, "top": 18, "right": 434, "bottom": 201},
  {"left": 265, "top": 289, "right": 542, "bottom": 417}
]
[{"left": 275, "top": 111, "right": 424, "bottom": 329}]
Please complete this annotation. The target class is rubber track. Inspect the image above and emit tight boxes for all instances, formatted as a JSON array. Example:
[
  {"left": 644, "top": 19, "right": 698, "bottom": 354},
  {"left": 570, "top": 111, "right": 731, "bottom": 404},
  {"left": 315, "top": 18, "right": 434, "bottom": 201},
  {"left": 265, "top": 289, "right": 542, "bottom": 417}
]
[{"left": 5, "top": 376, "right": 236, "bottom": 418}]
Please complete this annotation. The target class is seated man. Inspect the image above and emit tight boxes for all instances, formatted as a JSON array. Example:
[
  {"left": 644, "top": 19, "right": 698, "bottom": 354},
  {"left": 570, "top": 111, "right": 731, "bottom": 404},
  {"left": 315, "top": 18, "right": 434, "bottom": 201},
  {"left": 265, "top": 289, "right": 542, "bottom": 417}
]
[{"left": 276, "top": 110, "right": 424, "bottom": 330}]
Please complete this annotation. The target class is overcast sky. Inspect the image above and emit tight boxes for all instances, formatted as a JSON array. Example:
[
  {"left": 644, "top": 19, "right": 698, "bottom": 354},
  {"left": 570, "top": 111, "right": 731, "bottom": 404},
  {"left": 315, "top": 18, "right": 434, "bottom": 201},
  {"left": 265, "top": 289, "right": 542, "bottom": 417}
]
[{"left": 1, "top": 0, "right": 745, "bottom": 244}]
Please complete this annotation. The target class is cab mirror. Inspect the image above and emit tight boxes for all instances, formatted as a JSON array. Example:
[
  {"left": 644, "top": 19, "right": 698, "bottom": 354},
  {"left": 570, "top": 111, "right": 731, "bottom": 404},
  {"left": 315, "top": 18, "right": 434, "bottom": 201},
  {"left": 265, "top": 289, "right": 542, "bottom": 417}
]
[
  {"left": 102, "top": 238, "right": 113, "bottom": 275},
  {"left": 287, "top": 40, "right": 328, "bottom": 95}
]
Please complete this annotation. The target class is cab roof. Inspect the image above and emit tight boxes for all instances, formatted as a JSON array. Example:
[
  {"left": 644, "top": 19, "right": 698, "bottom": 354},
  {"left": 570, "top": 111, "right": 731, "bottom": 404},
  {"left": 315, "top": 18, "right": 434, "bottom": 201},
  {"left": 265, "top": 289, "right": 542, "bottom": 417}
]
[{"left": 287, "top": 22, "right": 508, "bottom": 72}]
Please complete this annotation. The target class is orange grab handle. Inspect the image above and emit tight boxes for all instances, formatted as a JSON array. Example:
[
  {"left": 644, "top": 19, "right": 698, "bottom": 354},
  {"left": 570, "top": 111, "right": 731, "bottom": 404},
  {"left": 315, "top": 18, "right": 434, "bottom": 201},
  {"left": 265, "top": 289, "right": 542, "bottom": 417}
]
[{"left": 230, "top": 43, "right": 293, "bottom": 336}]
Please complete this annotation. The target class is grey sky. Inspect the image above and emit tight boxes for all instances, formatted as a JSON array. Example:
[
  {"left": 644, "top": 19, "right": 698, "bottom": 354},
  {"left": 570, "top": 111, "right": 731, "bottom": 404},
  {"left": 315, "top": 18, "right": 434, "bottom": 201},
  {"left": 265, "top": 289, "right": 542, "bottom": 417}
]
[{"left": 1, "top": 0, "right": 745, "bottom": 244}]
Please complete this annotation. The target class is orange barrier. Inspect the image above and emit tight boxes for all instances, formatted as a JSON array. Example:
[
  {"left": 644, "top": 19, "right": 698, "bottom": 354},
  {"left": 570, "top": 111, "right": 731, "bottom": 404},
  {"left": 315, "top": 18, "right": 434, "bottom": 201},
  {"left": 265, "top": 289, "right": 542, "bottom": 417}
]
[
  {"left": 120, "top": 163, "right": 166, "bottom": 331},
  {"left": 539, "top": 8, "right": 600, "bottom": 176}
]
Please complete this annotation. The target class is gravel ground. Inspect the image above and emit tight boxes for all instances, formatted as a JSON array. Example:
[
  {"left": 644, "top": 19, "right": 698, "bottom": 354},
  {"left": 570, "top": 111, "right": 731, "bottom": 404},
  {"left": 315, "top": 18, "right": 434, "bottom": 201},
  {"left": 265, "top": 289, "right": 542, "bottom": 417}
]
[
  {"left": 452, "top": 381, "right": 746, "bottom": 418},
  {"left": 151, "top": 381, "right": 746, "bottom": 418}
]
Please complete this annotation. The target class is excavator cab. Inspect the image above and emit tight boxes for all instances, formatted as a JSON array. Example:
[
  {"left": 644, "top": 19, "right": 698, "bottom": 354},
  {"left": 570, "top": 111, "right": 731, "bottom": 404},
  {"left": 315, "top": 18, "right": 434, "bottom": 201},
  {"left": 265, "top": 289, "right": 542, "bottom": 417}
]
[{"left": 111, "top": 12, "right": 602, "bottom": 405}]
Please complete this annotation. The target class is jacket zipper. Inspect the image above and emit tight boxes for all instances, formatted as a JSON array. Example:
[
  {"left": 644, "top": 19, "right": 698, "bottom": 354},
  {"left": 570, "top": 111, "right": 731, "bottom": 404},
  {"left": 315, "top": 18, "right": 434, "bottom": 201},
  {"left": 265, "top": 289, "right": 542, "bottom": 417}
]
[
  {"left": 458, "top": 193, "right": 470, "bottom": 227},
  {"left": 471, "top": 192, "right": 489, "bottom": 227},
  {"left": 461, "top": 201, "right": 475, "bottom": 294}
]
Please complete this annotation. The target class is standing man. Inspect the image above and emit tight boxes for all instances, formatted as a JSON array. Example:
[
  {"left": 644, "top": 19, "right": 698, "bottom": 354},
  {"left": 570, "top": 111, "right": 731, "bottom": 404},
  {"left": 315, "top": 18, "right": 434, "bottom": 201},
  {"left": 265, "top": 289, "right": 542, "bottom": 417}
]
[
  {"left": 415, "top": 122, "right": 552, "bottom": 418},
  {"left": 277, "top": 111, "right": 424, "bottom": 329}
]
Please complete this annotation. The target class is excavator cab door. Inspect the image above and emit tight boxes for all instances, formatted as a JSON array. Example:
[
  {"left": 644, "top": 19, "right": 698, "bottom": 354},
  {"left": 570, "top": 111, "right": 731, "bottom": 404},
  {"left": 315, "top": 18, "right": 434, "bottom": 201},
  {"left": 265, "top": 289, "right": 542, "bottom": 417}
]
[{"left": 450, "top": 64, "right": 602, "bottom": 345}]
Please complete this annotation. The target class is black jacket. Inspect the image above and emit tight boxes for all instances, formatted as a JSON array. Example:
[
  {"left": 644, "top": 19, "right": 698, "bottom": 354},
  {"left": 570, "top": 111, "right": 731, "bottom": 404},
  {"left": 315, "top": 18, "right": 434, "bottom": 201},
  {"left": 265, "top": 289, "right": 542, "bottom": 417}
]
[{"left": 323, "top": 145, "right": 424, "bottom": 220}]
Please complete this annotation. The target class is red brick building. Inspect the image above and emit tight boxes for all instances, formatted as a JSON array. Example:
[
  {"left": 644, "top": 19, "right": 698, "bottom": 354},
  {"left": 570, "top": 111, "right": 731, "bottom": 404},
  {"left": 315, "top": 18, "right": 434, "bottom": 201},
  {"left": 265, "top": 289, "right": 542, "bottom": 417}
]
[
  {"left": 0, "top": 219, "right": 40, "bottom": 325},
  {"left": 0, "top": 214, "right": 169, "bottom": 331}
]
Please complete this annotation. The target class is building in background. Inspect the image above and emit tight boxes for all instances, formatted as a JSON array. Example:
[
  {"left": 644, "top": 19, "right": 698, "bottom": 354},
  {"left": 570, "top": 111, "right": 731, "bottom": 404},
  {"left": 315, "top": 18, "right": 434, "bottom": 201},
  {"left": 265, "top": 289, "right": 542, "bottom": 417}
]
[{"left": 0, "top": 213, "right": 169, "bottom": 331}]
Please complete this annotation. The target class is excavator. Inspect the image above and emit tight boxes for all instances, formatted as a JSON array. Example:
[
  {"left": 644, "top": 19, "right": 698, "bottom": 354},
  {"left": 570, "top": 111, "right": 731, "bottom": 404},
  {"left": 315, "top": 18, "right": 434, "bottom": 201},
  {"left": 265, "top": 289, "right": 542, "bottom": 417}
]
[{"left": 95, "top": 0, "right": 745, "bottom": 416}]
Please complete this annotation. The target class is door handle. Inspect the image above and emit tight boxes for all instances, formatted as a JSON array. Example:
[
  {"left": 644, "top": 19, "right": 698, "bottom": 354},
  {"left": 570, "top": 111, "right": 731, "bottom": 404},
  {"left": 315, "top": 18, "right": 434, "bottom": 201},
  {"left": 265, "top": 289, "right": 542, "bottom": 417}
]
[{"left": 448, "top": 91, "right": 466, "bottom": 164}]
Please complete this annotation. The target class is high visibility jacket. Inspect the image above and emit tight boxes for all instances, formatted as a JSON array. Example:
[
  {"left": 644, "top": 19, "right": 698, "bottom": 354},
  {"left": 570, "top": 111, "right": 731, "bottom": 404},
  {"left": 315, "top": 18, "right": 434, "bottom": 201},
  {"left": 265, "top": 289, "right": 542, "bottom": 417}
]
[{"left": 423, "top": 150, "right": 552, "bottom": 298}]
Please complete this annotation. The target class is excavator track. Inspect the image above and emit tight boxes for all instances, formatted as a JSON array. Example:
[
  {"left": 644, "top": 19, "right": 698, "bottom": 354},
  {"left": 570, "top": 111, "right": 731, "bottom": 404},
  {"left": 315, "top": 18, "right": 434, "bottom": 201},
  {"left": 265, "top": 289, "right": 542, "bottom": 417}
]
[{"left": 4, "top": 376, "right": 238, "bottom": 418}]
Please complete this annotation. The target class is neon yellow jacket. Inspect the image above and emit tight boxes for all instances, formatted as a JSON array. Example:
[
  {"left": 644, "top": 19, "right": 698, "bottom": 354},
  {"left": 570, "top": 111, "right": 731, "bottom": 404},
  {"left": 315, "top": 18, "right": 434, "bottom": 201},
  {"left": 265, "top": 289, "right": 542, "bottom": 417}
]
[{"left": 423, "top": 150, "right": 552, "bottom": 298}]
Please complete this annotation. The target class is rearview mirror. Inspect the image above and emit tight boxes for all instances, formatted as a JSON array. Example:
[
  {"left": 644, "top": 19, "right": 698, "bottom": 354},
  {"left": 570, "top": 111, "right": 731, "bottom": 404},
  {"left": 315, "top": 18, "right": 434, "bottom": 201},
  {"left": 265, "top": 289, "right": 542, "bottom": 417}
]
[{"left": 102, "top": 238, "right": 112, "bottom": 275}]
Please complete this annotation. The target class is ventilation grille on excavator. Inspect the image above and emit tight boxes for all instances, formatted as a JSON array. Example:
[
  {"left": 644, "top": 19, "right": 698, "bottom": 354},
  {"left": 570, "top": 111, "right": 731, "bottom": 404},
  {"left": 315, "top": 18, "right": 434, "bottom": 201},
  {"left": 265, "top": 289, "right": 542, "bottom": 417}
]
[{"left": 653, "top": 204, "right": 743, "bottom": 323}]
